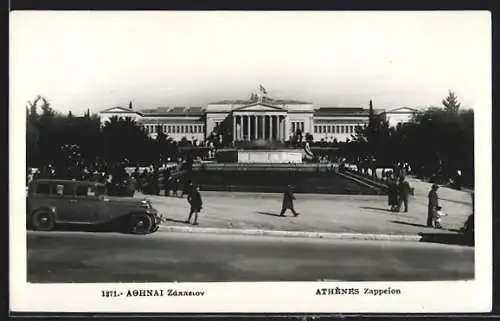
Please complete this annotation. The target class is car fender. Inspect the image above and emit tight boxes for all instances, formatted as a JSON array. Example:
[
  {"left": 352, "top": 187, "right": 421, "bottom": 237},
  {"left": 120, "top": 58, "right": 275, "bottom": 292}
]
[
  {"left": 119, "top": 210, "right": 156, "bottom": 224},
  {"left": 27, "top": 206, "right": 57, "bottom": 226},
  {"left": 29, "top": 206, "right": 56, "bottom": 217}
]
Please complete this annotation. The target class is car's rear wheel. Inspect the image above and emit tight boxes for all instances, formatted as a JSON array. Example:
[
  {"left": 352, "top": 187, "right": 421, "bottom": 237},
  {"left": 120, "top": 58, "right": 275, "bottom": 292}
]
[
  {"left": 130, "top": 214, "right": 153, "bottom": 234},
  {"left": 31, "top": 211, "right": 55, "bottom": 231}
]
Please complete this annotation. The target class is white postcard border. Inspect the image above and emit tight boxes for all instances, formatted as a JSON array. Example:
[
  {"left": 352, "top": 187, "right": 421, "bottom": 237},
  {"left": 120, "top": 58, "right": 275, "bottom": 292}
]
[{"left": 9, "top": 11, "right": 492, "bottom": 313}]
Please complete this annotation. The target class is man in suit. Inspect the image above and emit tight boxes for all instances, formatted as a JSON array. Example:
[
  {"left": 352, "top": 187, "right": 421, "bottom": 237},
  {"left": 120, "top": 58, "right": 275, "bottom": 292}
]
[
  {"left": 427, "top": 184, "right": 439, "bottom": 227},
  {"left": 398, "top": 177, "right": 411, "bottom": 212},
  {"left": 280, "top": 185, "right": 299, "bottom": 217},
  {"left": 186, "top": 185, "right": 203, "bottom": 225}
]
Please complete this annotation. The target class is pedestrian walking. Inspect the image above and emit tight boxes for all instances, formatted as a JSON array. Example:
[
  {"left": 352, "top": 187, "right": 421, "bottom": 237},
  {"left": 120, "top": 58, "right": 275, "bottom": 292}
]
[
  {"left": 280, "top": 185, "right": 299, "bottom": 217},
  {"left": 387, "top": 175, "right": 399, "bottom": 212},
  {"left": 427, "top": 184, "right": 439, "bottom": 227},
  {"left": 397, "top": 177, "right": 411, "bottom": 212},
  {"left": 186, "top": 185, "right": 203, "bottom": 225}
]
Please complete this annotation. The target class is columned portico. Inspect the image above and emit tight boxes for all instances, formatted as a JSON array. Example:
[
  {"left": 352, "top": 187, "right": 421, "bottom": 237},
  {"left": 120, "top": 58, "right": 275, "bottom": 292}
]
[{"left": 232, "top": 113, "right": 287, "bottom": 142}]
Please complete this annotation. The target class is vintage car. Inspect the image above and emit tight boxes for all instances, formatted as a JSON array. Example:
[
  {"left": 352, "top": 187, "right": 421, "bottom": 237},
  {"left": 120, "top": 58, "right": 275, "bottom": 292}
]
[{"left": 27, "top": 179, "right": 162, "bottom": 234}]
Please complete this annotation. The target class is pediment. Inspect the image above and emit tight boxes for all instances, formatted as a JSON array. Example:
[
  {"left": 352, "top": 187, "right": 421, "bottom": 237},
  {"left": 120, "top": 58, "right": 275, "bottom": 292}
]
[
  {"left": 233, "top": 103, "right": 286, "bottom": 112},
  {"left": 100, "top": 107, "right": 137, "bottom": 114},
  {"left": 387, "top": 107, "right": 418, "bottom": 114}
]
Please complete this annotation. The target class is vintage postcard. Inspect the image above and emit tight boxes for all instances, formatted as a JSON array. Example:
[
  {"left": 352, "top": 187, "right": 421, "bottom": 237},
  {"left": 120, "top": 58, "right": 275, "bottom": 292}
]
[{"left": 10, "top": 11, "right": 491, "bottom": 313}]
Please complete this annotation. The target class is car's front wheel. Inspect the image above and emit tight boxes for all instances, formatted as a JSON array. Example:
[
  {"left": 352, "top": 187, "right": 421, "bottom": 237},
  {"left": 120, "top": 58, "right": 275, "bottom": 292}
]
[
  {"left": 129, "top": 214, "right": 153, "bottom": 234},
  {"left": 31, "top": 211, "right": 55, "bottom": 231}
]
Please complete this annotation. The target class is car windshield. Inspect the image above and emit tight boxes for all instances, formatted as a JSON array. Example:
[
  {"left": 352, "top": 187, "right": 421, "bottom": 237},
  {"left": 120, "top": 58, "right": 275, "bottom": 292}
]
[{"left": 97, "top": 185, "right": 108, "bottom": 196}]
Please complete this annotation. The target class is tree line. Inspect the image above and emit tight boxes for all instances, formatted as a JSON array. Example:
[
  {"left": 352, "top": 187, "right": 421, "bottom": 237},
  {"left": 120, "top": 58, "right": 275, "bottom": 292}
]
[
  {"left": 26, "top": 96, "right": 202, "bottom": 171},
  {"left": 26, "top": 91, "right": 474, "bottom": 187},
  {"left": 344, "top": 91, "right": 473, "bottom": 186}
]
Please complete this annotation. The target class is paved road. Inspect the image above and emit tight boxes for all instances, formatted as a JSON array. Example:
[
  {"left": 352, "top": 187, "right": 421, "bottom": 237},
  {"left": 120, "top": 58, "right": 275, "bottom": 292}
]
[
  {"left": 142, "top": 189, "right": 472, "bottom": 235},
  {"left": 27, "top": 231, "right": 474, "bottom": 283}
]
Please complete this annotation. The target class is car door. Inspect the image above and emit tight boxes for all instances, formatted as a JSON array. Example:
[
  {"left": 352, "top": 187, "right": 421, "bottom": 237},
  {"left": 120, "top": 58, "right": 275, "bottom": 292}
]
[
  {"left": 74, "top": 184, "right": 101, "bottom": 223},
  {"left": 51, "top": 182, "right": 78, "bottom": 222}
]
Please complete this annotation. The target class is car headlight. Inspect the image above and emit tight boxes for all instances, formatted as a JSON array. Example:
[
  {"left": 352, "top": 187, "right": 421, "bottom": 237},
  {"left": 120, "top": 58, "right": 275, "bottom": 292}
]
[{"left": 140, "top": 200, "right": 152, "bottom": 209}]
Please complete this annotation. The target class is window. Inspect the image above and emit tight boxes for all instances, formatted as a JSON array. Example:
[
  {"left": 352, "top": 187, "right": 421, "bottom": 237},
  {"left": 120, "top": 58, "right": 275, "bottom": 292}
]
[
  {"left": 167, "top": 125, "right": 171, "bottom": 133},
  {"left": 76, "top": 185, "right": 96, "bottom": 197},
  {"left": 341, "top": 126, "right": 344, "bottom": 133},
  {"left": 314, "top": 126, "right": 318, "bottom": 133},
  {"left": 190, "top": 125, "right": 193, "bottom": 133},
  {"left": 327, "top": 126, "right": 331, "bottom": 133},
  {"left": 53, "top": 183, "right": 73, "bottom": 196},
  {"left": 176, "top": 125, "right": 180, "bottom": 133},
  {"left": 185, "top": 125, "right": 189, "bottom": 133},
  {"left": 350, "top": 126, "right": 354, "bottom": 133},
  {"left": 36, "top": 183, "right": 51, "bottom": 195},
  {"left": 163, "top": 125, "right": 167, "bottom": 132}
]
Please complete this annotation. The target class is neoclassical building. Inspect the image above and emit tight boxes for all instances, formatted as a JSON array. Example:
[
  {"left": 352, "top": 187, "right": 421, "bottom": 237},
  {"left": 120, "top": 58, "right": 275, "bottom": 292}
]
[{"left": 99, "top": 90, "right": 394, "bottom": 143}]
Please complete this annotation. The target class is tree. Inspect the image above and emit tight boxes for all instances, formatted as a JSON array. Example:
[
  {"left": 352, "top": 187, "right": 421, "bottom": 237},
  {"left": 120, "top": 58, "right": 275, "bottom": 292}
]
[
  {"left": 442, "top": 90, "right": 461, "bottom": 113},
  {"left": 305, "top": 132, "right": 313, "bottom": 143},
  {"left": 368, "top": 99, "right": 374, "bottom": 127},
  {"left": 26, "top": 95, "right": 42, "bottom": 123},
  {"left": 39, "top": 97, "right": 56, "bottom": 118},
  {"left": 102, "top": 116, "right": 151, "bottom": 164}
]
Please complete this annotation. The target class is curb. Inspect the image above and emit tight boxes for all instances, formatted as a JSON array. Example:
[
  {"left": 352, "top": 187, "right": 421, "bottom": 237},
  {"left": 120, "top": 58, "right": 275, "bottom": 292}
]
[{"left": 158, "top": 225, "right": 422, "bottom": 242}]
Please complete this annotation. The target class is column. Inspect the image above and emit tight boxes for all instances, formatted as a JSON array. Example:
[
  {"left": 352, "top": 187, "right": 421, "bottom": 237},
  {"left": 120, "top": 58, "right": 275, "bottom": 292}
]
[
  {"left": 236, "top": 116, "right": 240, "bottom": 140},
  {"left": 253, "top": 115, "right": 257, "bottom": 140},
  {"left": 232, "top": 116, "right": 236, "bottom": 143},
  {"left": 246, "top": 116, "right": 250, "bottom": 141},
  {"left": 283, "top": 116, "right": 287, "bottom": 141},
  {"left": 277, "top": 116, "right": 281, "bottom": 141},
  {"left": 262, "top": 116, "right": 265, "bottom": 140},
  {"left": 280, "top": 116, "right": 283, "bottom": 141},
  {"left": 270, "top": 115, "right": 274, "bottom": 140}
]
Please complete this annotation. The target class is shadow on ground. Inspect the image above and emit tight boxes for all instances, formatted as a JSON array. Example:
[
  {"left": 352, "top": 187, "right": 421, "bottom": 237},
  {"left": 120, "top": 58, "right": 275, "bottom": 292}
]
[
  {"left": 166, "top": 218, "right": 190, "bottom": 224},
  {"left": 359, "top": 206, "right": 392, "bottom": 212},
  {"left": 255, "top": 211, "right": 283, "bottom": 217},
  {"left": 389, "top": 220, "right": 428, "bottom": 228},
  {"left": 389, "top": 220, "right": 473, "bottom": 246},
  {"left": 418, "top": 232, "right": 474, "bottom": 247},
  {"left": 32, "top": 223, "right": 151, "bottom": 236}
]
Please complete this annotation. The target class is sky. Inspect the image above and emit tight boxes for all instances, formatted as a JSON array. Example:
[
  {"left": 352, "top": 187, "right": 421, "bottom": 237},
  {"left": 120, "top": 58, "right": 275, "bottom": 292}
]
[{"left": 10, "top": 11, "right": 491, "bottom": 115}]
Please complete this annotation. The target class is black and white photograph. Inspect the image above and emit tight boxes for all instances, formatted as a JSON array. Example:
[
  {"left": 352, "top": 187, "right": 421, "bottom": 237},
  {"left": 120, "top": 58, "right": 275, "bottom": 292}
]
[{"left": 10, "top": 11, "right": 491, "bottom": 313}]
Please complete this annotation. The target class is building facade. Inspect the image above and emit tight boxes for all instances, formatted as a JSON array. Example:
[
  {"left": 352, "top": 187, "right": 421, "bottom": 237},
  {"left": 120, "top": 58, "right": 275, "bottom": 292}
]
[
  {"left": 99, "top": 93, "right": 394, "bottom": 143},
  {"left": 378, "top": 107, "right": 418, "bottom": 128}
]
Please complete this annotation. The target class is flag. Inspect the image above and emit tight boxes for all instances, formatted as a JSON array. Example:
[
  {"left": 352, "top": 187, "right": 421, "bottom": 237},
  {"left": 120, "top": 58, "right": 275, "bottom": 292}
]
[{"left": 259, "top": 84, "right": 267, "bottom": 95}]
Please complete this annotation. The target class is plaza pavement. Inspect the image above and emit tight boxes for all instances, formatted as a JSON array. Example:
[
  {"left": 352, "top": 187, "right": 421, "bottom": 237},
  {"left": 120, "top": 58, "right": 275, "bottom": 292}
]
[{"left": 138, "top": 176, "right": 473, "bottom": 236}]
